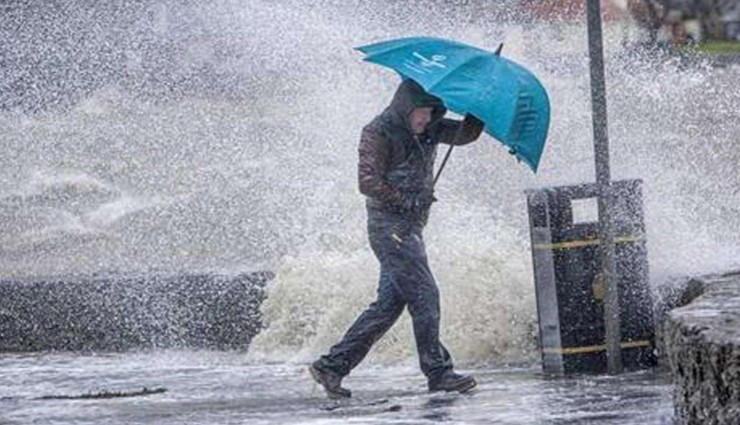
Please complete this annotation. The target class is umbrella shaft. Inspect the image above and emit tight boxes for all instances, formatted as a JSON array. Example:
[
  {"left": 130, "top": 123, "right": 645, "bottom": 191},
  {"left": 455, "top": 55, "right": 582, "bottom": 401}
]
[{"left": 433, "top": 145, "right": 454, "bottom": 187}]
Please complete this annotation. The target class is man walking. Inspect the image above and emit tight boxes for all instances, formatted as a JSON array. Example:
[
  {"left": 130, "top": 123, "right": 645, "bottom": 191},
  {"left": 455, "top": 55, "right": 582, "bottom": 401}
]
[{"left": 310, "top": 79, "right": 484, "bottom": 399}]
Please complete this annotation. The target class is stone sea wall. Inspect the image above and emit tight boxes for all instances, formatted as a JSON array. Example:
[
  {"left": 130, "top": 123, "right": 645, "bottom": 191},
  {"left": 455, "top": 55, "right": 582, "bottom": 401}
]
[
  {"left": 663, "top": 272, "right": 740, "bottom": 425},
  {"left": 0, "top": 271, "right": 272, "bottom": 351}
]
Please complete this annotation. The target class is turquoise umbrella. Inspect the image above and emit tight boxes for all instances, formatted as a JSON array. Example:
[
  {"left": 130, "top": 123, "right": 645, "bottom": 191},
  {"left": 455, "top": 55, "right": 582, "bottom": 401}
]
[{"left": 356, "top": 37, "right": 550, "bottom": 172}]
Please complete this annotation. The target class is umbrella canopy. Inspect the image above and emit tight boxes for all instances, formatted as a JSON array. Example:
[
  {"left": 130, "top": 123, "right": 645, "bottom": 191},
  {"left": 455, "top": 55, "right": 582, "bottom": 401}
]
[{"left": 356, "top": 37, "right": 550, "bottom": 172}]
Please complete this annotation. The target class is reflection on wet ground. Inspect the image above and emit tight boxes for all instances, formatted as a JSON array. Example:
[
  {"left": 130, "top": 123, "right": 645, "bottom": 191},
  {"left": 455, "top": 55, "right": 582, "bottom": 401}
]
[{"left": 0, "top": 350, "right": 673, "bottom": 424}]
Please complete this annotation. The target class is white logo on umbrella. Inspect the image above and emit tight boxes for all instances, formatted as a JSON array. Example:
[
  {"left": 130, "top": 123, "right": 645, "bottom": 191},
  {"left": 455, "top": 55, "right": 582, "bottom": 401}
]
[
  {"left": 403, "top": 52, "right": 448, "bottom": 75},
  {"left": 413, "top": 52, "right": 447, "bottom": 68}
]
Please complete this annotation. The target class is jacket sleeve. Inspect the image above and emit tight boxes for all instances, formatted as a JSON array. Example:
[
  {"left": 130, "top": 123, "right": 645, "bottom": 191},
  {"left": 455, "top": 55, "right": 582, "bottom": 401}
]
[
  {"left": 435, "top": 114, "right": 485, "bottom": 146},
  {"left": 358, "top": 127, "right": 405, "bottom": 206}
]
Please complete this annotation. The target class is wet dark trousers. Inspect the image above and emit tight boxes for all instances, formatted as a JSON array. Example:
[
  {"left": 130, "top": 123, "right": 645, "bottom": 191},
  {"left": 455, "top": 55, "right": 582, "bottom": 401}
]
[{"left": 317, "top": 212, "right": 453, "bottom": 380}]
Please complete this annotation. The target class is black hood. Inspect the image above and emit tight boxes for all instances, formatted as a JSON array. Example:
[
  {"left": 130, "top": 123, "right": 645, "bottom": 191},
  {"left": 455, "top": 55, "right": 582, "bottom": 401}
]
[{"left": 385, "top": 79, "right": 447, "bottom": 134}]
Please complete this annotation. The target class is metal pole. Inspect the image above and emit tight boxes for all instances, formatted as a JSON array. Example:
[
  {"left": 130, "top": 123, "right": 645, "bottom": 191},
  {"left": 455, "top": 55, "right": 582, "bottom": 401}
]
[{"left": 586, "top": 0, "right": 622, "bottom": 374}]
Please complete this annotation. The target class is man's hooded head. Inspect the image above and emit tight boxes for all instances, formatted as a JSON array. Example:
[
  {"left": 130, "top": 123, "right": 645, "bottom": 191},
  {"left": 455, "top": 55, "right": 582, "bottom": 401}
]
[{"left": 387, "top": 79, "right": 446, "bottom": 134}]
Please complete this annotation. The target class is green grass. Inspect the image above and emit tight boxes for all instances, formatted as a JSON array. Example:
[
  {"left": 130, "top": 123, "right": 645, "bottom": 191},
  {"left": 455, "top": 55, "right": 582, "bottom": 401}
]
[{"left": 696, "top": 40, "right": 740, "bottom": 54}]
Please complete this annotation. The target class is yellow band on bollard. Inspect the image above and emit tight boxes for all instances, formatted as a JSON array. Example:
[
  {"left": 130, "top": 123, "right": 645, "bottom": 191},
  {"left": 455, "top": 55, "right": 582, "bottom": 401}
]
[
  {"left": 533, "top": 236, "right": 643, "bottom": 251},
  {"left": 542, "top": 340, "right": 652, "bottom": 355}
]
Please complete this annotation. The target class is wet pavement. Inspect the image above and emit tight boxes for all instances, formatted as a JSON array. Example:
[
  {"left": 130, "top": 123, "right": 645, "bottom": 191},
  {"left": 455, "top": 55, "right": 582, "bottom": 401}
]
[{"left": 0, "top": 350, "right": 673, "bottom": 424}]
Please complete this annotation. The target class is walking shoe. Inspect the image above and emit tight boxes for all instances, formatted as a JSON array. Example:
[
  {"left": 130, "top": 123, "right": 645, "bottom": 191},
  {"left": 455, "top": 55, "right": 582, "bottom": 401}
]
[
  {"left": 309, "top": 361, "right": 351, "bottom": 399},
  {"left": 428, "top": 371, "right": 476, "bottom": 393}
]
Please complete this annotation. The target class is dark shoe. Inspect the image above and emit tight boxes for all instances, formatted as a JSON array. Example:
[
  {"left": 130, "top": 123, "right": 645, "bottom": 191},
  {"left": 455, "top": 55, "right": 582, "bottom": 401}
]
[
  {"left": 428, "top": 371, "right": 476, "bottom": 393},
  {"left": 309, "top": 361, "right": 351, "bottom": 399}
]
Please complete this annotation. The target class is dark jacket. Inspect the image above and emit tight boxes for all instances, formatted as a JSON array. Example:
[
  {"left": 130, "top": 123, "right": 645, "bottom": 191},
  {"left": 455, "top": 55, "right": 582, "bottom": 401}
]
[{"left": 358, "top": 80, "right": 484, "bottom": 222}]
